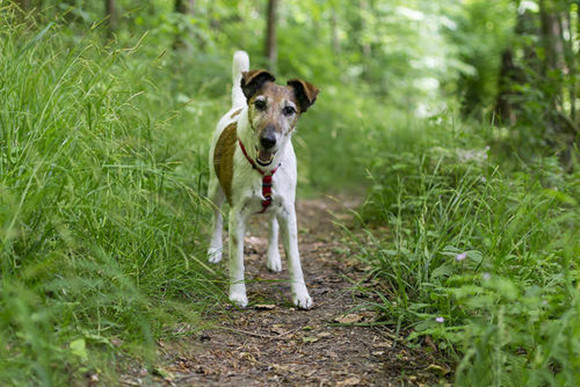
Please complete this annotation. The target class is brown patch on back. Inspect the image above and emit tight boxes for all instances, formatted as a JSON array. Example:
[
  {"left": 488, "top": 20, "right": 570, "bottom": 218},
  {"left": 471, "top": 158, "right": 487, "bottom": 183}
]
[
  {"left": 214, "top": 123, "right": 237, "bottom": 204},
  {"left": 230, "top": 109, "right": 242, "bottom": 119}
]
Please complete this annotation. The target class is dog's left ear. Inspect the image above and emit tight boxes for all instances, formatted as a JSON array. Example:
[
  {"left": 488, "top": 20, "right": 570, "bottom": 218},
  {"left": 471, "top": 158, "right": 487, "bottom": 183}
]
[
  {"left": 241, "top": 70, "right": 276, "bottom": 101},
  {"left": 287, "top": 79, "right": 319, "bottom": 113}
]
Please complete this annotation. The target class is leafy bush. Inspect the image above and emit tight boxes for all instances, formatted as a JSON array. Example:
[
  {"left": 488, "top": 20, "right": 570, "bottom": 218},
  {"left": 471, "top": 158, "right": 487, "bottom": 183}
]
[
  {"left": 0, "top": 16, "right": 221, "bottom": 384},
  {"left": 353, "top": 116, "right": 579, "bottom": 384}
]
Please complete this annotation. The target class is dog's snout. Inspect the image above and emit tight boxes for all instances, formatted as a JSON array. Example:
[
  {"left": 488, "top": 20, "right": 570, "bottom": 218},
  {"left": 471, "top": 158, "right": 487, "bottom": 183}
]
[
  {"left": 260, "top": 128, "right": 277, "bottom": 149},
  {"left": 260, "top": 135, "right": 276, "bottom": 149}
]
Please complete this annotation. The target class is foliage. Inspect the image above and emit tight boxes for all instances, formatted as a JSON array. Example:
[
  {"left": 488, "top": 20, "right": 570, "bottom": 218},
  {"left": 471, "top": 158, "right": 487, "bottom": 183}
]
[
  {"left": 0, "top": 12, "right": 222, "bottom": 384},
  {"left": 353, "top": 115, "right": 580, "bottom": 384},
  {"left": 1, "top": 0, "right": 579, "bottom": 384}
]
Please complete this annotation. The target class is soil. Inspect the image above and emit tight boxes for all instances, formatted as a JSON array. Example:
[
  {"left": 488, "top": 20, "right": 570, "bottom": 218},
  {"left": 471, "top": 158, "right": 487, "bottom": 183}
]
[{"left": 121, "top": 196, "right": 451, "bottom": 386}]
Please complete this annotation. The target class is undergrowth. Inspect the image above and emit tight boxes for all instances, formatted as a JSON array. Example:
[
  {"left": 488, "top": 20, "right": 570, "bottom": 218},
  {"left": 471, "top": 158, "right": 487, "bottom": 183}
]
[
  {"left": 352, "top": 113, "right": 580, "bottom": 385},
  {"left": 0, "top": 10, "right": 379, "bottom": 382},
  {"left": 2, "top": 4, "right": 579, "bottom": 386},
  {"left": 0, "top": 14, "right": 224, "bottom": 384}
]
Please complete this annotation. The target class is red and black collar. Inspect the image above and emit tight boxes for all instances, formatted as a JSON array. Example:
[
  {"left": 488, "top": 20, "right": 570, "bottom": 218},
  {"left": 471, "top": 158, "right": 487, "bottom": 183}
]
[{"left": 238, "top": 139, "right": 281, "bottom": 213}]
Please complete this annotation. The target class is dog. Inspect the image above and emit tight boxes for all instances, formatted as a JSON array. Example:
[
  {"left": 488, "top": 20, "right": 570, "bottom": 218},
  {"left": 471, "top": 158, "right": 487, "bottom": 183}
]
[{"left": 207, "top": 51, "right": 318, "bottom": 309}]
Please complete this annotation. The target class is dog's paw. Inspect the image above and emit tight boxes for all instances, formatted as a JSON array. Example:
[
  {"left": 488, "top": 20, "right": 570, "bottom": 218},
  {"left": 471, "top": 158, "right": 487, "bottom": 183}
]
[
  {"left": 293, "top": 291, "right": 313, "bottom": 310},
  {"left": 229, "top": 292, "right": 248, "bottom": 308},
  {"left": 266, "top": 250, "right": 282, "bottom": 272},
  {"left": 207, "top": 247, "right": 222, "bottom": 263}
]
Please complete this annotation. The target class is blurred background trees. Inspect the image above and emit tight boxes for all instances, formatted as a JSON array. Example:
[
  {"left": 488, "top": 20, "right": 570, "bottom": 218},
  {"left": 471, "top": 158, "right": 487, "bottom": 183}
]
[{"left": 8, "top": 0, "right": 579, "bottom": 165}]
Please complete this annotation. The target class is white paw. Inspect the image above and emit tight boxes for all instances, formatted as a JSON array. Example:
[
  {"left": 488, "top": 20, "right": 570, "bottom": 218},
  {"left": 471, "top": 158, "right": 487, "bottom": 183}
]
[
  {"left": 267, "top": 250, "right": 282, "bottom": 272},
  {"left": 229, "top": 291, "right": 248, "bottom": 308},
  {"left": 207, "top": 247, "right": 222, "bottom": 263},
  {"left": 293, "top": 289, "right": 313, "bottom": 310}
]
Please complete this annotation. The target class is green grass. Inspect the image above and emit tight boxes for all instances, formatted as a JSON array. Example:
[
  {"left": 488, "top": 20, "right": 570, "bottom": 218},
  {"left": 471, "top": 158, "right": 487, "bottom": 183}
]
[
  {"left": 2, "top": 6, "right": 579, "bottom": 386},
  {"left": 0, "top": 14, "right": 226, "bottom": 384},
  {"left": 0, "top": 11, "right": 380, "bottom": 382},
  {"left": 350, "top": 115, "right": 580, "bottom": 385}
]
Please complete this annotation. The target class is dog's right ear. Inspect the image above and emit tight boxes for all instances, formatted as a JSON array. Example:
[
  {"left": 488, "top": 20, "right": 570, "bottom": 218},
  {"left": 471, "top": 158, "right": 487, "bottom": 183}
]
[{"left": 241, "top": 70, "right": 276, "bottom": 101}]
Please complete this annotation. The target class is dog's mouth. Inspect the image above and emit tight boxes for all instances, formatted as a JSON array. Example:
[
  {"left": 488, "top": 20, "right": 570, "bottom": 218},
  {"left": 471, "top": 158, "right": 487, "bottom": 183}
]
[{"left": 255, "top": 147, "right": 275, "bottom": 167}]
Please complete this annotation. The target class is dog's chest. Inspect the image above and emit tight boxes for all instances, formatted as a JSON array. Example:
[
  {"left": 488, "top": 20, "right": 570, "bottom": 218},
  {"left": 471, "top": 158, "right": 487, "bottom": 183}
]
[{"left": 233, "top": 165, "right": 282, "bottom": 213}]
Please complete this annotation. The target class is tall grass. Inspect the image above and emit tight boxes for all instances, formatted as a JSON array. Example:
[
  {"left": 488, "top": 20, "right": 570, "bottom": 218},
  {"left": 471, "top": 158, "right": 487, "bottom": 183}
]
[
  {"left": 0, "top": 13, "right": 223, "bottom": 384},
  {"left": 2, "top": 5, "right": 578, "bottom": 385},
  {"left": 352, "top": 114, "right": 580, "bottom": 384}
]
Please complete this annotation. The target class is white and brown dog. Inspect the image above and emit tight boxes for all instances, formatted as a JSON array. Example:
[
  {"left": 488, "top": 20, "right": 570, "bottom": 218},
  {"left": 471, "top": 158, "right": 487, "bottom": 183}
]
[{"left": 207, "top": 51, "right": 318, "bottom": 309}]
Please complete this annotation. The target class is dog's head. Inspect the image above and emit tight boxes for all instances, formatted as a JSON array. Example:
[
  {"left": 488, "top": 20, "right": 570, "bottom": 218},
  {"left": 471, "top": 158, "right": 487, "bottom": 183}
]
[{"left": 241, "top": 70, "right": 319, "bottom": 167}]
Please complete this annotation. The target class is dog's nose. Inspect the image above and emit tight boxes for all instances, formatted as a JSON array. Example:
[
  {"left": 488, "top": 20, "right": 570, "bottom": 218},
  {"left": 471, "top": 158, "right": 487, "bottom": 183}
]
[{"left": 260, "top": 134, "right": 276, "bottom": 149}]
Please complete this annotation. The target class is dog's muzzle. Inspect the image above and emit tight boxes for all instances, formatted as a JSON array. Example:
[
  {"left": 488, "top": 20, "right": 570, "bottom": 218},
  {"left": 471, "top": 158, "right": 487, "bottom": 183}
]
[{"left": 256, "top": 127, "right": 277, "bottom": 166}]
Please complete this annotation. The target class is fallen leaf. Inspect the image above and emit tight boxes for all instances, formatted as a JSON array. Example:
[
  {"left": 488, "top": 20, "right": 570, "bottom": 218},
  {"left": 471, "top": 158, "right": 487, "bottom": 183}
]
[
  {"left": 302, "top": 336, "right": 319, "bottom": 344},
  {"left": 153, "top": 367, "right": 174, "bottom": 381},
  {"left": 88, "top": 373, "right": 99, "bottom": 383},
  {"left": 334, "top": 313, "right": 363, "bottom": 324},
  {"left": 254, "top": 304, "right": 276, "bottom": 310},
  {"left": 337, "top": 376, "right": 361, "bottom": 386},
  {"left": 271, "top": 324, "right": 286, "bottom": 335},
  {"left": 425, "top": 364, "right": 450, "bottom": 376},
  {"left": 374, "top": 341, "right": 392, "bottom": 348},
  {"left": 424, "top": 335, "right": 438, "bottom": 352}
]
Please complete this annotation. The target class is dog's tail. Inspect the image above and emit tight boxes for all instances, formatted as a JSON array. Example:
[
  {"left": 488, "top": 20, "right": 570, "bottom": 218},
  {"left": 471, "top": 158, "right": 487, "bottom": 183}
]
[{"left": 232, "top": 50, "right": 249, "bottom": 108}]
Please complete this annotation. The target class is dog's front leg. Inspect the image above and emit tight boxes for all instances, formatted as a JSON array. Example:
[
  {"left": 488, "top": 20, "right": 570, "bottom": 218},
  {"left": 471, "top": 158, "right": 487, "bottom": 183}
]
[
  {"left": 228, "top": 208, "right": 248, "bottom": 307},
  {"left": 278, "top": 205, "right": 312, "bottom": 309}
]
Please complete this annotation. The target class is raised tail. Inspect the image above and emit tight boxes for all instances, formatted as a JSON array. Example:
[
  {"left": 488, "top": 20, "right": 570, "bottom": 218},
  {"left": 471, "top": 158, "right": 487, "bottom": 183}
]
[{"left": 232, "top": 51, "right": 250, "bottom": 108}]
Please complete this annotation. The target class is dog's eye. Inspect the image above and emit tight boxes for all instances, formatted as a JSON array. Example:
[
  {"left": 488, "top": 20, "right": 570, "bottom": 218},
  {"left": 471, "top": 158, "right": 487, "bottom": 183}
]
[
  {"left": 254, "top": 100, "right": 267, "bottom": 111},
  {"left": 283, "top": 106, "right": 296, "bottom": 116}
]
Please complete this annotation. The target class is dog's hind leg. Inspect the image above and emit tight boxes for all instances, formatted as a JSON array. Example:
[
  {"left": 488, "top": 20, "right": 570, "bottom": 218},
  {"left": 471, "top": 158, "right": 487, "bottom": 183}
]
[
  {"left": 228, "top": 208, "right": 248, "bottom": 307},
  {"left": 266, "top": 214, "right": 282, "bottom": 272},
  {"left": 207, "top": 176, "right": 225, "bottom": 263}
]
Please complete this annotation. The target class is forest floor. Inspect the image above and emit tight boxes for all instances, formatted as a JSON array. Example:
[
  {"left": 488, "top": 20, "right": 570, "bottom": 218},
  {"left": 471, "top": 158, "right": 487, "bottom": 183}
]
[{"left": 122, "top": 196, "right": 450, "bottom": 386}]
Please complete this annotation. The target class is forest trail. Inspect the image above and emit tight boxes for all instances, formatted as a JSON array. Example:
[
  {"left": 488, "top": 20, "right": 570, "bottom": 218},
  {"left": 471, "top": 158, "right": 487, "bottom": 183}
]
[{"left": 126, "top": 196, "right": 447, "bottom": 386}]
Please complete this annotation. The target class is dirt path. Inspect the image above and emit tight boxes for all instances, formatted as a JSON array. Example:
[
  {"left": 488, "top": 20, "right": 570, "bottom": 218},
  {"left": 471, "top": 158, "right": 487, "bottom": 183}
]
[{"left": 131, "top": 197, "right": 447, "bottom": 386}]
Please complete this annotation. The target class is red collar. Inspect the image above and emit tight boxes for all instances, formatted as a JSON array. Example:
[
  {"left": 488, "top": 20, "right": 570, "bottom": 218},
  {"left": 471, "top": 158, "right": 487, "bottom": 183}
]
[{"left": 238, "top": 139, "right": 280, "bottom": 213}]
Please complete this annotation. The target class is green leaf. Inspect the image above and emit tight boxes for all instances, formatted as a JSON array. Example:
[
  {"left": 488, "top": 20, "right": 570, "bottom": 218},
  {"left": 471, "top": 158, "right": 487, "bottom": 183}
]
[
  {"left": 70, "top": 338, "right": 88, "bottom": 362},
  {"left": 431, "top": 263, "right": 454, "bottom": 279}
]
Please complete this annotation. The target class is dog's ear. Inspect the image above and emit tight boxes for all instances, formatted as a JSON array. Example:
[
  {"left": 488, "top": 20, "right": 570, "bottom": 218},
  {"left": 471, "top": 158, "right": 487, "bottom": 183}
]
[
  {"left": 241, "top": 70, "right": 276, "bottom": 101},
  {"left": 287, "top": 79, "right": 319, "bottom": 113}
]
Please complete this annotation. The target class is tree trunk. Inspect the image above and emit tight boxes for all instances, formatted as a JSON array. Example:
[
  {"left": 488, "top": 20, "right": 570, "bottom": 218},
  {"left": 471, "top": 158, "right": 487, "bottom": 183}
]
[
  {"left": 105, "top": 0, "right": 118, "bottom": 37},
  {"left": 539, "top": 0, "right": 578, "bottom": 169},
  {"left": 577, "top": 3, "right": 580, "bottom": 125},
  {"left": 539, "top": 0, "right": 565, "bottom": 101},
  {"left": 561, "top": 9, "right": 575, "bottom": 122},
  {"left": 173, "top": 0, "right": 195, "bottom": 50},
  {"left": 494, "top": 49, "right": 523, "bottom": 126},
  {"left": 331, "top": 8, "right": 340, "bottom": 57},
  {"left": 175, "top": 0, "right": 195, "bottom": 15},
  {"left": 265, "top": 0, "right": 278, "bottom": 72},
  {"left": 359, "top": 0, "right": 372, "bottom": 82}
]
